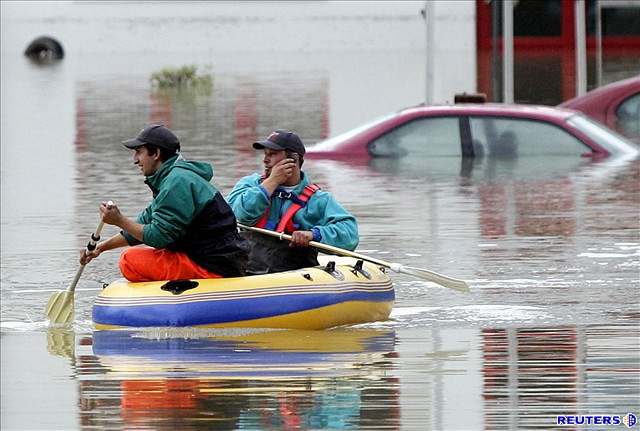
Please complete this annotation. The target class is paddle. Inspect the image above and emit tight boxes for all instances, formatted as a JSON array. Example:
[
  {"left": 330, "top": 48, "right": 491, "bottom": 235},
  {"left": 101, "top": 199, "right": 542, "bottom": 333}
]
[
  {"left": 45, "top": 202, "right": 112, "bottom": 324},
  {"left": 238, "top": 224, "right": 470, "bottom": 293}
]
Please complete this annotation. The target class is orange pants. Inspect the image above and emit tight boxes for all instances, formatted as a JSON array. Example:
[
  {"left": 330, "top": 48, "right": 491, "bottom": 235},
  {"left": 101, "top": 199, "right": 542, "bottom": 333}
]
[{"left": 119, "top": 246, "right": 222, "bottom": 282}]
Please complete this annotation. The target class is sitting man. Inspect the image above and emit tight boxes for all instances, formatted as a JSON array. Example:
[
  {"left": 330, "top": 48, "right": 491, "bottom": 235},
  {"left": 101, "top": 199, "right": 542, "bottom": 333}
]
[
  {"left": 227, "top": 129, "right": 359, "bottom": 274},
  {"left": 80, "top": 124, "right": 249, "bottom": 281}
]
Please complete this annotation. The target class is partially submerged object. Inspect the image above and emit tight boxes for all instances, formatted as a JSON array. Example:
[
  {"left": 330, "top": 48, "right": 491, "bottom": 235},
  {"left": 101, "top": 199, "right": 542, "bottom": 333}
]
[{"left": 24, "top": 36, "right": 64, "bottom": 62}]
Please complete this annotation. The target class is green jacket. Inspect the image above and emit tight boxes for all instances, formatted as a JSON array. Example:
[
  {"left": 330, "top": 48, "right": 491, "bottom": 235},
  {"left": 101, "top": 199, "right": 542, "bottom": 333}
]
[{"left": 122, "top": 154, "right": 248, "bottom": 277}]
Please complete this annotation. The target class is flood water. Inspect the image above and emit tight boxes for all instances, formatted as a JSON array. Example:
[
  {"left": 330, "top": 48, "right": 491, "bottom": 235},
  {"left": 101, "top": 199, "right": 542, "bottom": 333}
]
[{"left": 2, "top": 3, "right": 639, "bottom": 430}]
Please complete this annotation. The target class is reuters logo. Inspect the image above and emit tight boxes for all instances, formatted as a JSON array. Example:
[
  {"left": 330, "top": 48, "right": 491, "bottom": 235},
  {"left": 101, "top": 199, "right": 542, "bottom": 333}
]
[{"left": 623, "top": 413, "right": 637, "bottom": 428}]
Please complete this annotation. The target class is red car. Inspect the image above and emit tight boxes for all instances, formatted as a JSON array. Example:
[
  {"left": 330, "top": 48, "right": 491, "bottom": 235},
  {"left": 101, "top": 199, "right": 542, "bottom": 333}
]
[
  {"left": 559, "top": 76, "right": 640, "bottom": 142},
  {"left": 306, "top": 104, "right": 638, "bottom": 160}
]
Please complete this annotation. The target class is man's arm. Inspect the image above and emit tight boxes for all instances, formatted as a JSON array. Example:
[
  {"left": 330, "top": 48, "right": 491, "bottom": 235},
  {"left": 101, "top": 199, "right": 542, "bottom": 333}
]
[
  {"left": 228, "top": 160, "right": 297, "bottom": 225},
  {"left": 261, "top": 157, "right": 296, "bottom": 195},
  {"left": 298, "top": 193, "right": 359, "bottom": 251},
  {"left": 103, "top": 173, "right": 206, "bottom": 249},
  {"left": 79, "top": 201, "right": 139, "bottom": 265},
  {"left": 100, "top": 202, "right": 144, "bottom": 242},
  {"left": 227, "top": 175, "right": 272, "bottom": 225},
  {"left": 79, "top": 232, "right": 129, "bottom": 265}
]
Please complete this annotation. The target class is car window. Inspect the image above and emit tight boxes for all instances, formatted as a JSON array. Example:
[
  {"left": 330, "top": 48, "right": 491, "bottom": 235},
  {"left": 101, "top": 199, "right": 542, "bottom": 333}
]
[
  {"left": 567, "top": 113, "right": 637, "bottom": 156},
  {"left": 615, "top": 92, "right": 640, "bottom": 139},
  {"left": 469, "top": 116, "right": 589, "bottom": 157},
  {"left": 316, "top": 112, "right": 397, "bottom": 151},
  {"left": 368, "top": 117, "right": 461, "bottom": 157}
]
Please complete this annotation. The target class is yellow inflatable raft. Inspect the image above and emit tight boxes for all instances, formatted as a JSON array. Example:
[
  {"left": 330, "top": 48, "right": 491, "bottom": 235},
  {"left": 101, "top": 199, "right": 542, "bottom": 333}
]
[{"left": 93, "top": 257, "right": 394, "bottom": 330}]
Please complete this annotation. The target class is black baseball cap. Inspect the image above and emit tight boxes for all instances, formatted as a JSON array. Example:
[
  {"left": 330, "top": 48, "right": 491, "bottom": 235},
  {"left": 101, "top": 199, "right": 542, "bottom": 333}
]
[
  {"left": 253, "top": 129, "right": 305, "bottom": 155},
  {"left": 122, "top": 124, "right": 181, "bottom": 151}
]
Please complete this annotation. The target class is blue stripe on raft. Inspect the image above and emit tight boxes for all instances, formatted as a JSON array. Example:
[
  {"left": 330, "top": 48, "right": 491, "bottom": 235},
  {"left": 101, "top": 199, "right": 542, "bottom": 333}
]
[{"left": 93, "top": 288, "right": 395, "bottom": 327}]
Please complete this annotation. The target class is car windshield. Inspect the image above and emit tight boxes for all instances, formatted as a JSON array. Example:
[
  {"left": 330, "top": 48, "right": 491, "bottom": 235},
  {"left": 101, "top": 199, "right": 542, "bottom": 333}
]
[
  {"left": 567, "top": 113, "right": 638, "bottom": 156},
  {"left": 312, "top": 112, "right": 397, "bottom": 150}
]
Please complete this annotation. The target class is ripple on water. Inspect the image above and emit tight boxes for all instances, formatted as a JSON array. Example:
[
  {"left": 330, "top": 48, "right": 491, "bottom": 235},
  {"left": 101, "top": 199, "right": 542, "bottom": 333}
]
[{"left": 390, "top": 304, "right": 557, "bottom": 327}]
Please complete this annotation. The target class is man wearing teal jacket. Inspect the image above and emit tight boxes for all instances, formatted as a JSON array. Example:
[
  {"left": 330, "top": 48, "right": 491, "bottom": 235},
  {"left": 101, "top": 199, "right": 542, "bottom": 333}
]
[
  {"left": 227, "top": 129, "right": 358, "bottom": 274},
  {"left": 81, "top": 124, "right": 248, "bottom": 281}
]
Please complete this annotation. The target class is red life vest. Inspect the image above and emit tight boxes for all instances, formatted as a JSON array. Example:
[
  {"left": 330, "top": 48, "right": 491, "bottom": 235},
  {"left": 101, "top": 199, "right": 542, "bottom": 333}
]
[{"left": 256, "top": 183, "right": 321, "bottom": 233}]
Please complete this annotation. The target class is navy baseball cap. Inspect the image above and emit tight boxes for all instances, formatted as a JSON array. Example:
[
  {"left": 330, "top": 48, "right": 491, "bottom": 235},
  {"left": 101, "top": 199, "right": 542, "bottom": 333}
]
[
  {"left": 122, "top": 124, "right": 180, "bottom": 151},
  {"left": 253, "top": 129, "right": 305, "bottom": 155}
]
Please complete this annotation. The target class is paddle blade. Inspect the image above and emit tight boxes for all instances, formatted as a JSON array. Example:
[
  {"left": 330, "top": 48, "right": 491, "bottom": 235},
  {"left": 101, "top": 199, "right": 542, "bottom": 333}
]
[
  {"left": 45, "top": 291, "right": 75, "bottom": 324},
  {"left": 397, "top": 265, "right": 470, "bottom": 293}
]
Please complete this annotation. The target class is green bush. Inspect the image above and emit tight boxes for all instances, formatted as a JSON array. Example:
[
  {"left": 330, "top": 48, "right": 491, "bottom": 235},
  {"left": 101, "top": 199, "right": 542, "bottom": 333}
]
[{"left": 150, "top": 65, "right": 212, "bottom": 90}]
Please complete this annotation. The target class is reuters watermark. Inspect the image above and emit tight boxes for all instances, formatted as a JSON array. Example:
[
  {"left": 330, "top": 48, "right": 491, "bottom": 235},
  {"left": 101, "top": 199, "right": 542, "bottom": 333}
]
[{"left": 556, "top": 413, "right": 637, "bottom": 427}]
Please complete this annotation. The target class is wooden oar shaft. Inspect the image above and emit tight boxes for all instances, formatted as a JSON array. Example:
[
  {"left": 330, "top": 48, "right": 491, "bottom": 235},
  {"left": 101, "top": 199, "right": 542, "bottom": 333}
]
[
  {"left": 67, "top": 265, "right": 86, "bottom": 294},
  {"left": 46, "top": 202, "right": 114, "bottom": 324},
  {"left": 238, "top": 223, "right": 388, "bottom": 262},
  {"left": 67, "top": 220, "right": 105, "bottom": 294},
  {"left": 237, "top": 224, "right": 470, "bottom": 292}
]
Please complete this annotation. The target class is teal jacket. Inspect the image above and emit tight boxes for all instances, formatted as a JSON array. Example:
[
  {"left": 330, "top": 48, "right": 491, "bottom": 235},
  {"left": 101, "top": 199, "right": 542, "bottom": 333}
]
[
  {"left": 227, "top": 172, "right": 359, "bottom": 251},
  {"left": 122, "top": 154, "right": 248, "bottom": 277}
]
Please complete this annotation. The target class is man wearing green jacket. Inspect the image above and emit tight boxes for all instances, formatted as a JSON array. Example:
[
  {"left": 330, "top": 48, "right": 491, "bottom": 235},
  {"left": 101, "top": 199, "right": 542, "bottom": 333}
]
[
  {"left": 80, "top": 124, "right": 248, "bottom": 281},
  {"left": 227, "top": 129, "right": 358, "bottom": 274}
]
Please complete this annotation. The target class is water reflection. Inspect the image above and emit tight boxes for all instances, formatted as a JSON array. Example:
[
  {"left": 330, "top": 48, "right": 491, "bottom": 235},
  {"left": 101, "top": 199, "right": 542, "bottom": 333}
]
[
  {"left": 309, "top": 153, "right": 638, "bottom": 248},
  {"left": 70, "top": 73, "right": 330, "bottom": 214},
  {"left": 482, "top": 325, "right": 640, "bottom": 431},
  {"left": 46, "top": 327, "right": 76, "bottom": 359},
  {"left": 38, "top": 324, "right": 639, "bottom": 430},
  {"left": 75, "top": 328, "right": 399, "bottom": 430}
]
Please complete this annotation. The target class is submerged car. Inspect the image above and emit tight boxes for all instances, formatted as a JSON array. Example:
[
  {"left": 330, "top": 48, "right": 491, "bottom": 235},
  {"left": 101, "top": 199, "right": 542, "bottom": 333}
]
[
  {"left": 559, "top": 76, "right": 640, "bottom": 142},
  {"left": 306, "top": 104, "right": 638, "bottom": 160}
]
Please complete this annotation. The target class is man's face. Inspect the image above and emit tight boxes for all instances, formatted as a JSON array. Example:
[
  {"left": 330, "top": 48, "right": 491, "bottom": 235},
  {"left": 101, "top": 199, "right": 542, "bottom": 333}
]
[
  {"left": 262, "top": 148, "right": 287, "bottom": 176},
  {"left": 133, "top": 146, "right": 161, "bottom": 176}
]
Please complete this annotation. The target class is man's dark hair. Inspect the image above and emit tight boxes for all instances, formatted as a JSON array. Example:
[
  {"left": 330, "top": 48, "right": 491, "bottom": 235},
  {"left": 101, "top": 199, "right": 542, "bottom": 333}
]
[{"left": 144, "top": 144, "right": 177, "bottom": 161}]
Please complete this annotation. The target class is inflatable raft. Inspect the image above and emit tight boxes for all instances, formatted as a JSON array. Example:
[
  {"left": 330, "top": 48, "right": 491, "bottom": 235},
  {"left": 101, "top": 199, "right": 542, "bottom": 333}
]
[{"left": 93, "top": 257, "right": 394, "bottom": 330}]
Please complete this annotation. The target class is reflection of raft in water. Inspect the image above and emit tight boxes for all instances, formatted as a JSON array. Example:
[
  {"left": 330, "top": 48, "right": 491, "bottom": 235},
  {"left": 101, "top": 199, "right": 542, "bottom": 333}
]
[
  {"left": 90, "top": 328, "right": 396, "bottom": 393},
  {"left": 93, "top": 257, "right": 394, "bottom": 330},
  {"left": 92, "top": 328, "right": 396, "bottom": 372}
]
